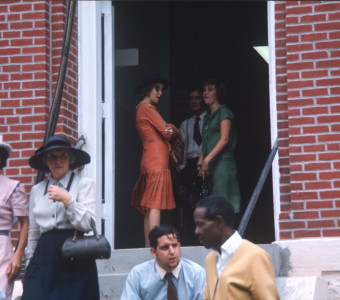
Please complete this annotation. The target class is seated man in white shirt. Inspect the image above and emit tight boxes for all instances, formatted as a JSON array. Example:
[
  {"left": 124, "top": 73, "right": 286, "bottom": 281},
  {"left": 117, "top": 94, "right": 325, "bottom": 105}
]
[{"left": 120, "top": 224, "right": 206, "bottom": 300}]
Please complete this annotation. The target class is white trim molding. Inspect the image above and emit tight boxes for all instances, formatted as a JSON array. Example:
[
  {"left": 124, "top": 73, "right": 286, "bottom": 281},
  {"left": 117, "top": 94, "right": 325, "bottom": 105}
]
[
  {"left": 78, "top": 1, "right": 114, "bottom": 247},
  {"left": 268, "top": 1, "right": 280, "bottom": 241}
]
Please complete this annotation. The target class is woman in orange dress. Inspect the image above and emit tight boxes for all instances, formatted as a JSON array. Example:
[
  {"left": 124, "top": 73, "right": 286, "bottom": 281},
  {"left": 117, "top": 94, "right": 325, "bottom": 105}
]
[{"left": 131, "top": 73, "right": 180, "bottom": 247}]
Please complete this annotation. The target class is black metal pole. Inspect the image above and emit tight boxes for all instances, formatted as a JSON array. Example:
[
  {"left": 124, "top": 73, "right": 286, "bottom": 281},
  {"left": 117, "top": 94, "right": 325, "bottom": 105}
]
[
  {"left": 238, "top": 138, "right": 278, "bottom": 236},
  {"left": 36, "top": 0, "right": 76, "bottom": 183}
]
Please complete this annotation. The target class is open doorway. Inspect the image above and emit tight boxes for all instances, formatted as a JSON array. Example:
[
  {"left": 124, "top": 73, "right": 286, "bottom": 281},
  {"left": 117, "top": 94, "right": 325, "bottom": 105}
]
[{"left": 114, "top": 1, "right": 274, "bottom": 249}]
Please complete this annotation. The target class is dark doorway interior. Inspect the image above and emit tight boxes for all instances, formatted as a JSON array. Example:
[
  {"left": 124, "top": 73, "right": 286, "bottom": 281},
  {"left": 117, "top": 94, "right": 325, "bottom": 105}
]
[{"left": 114, "top": 2, "right": 274, "bottom": 249}]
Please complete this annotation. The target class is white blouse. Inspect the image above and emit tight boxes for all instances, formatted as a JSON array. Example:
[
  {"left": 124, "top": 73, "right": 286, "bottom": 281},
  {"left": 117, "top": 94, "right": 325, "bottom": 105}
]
[{"left": 25, "top": 170, "right": 96, "bottom": 262}]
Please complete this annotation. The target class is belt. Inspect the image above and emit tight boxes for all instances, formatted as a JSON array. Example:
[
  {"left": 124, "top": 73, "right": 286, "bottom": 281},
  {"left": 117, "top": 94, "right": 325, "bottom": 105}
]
[{"left": 0, "top": 230, "right": 10, "bottom": 236}]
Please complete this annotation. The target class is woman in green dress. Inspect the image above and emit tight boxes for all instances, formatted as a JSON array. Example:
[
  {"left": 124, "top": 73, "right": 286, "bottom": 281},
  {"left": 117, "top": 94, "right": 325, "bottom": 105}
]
[{"left": 197, "top": 79, "right": 241, "bottom": 212}]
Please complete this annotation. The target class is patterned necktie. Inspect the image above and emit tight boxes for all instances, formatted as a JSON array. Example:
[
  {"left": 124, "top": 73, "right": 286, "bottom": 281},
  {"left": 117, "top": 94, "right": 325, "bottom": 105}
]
[
  {"left": 193, "top": 116, "right": 202, "bottom": 146},
  {"left": 165, "top": 273, "right": 178, "bottom": 300}
]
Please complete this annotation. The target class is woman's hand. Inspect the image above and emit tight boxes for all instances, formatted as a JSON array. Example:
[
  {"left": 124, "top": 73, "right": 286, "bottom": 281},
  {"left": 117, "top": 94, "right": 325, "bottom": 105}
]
[
  {"left": 198, "top": 157, "right": 210, "bottom": 180},
  {"left": 9, "top": 216, "right": 28, "bottom": 283},
  {"left": 48, "top": 185, "right": 71, "bottom": 205},
  {"left": 7, "top": 252, "right": 22, "bottom": 282},
  {"left": 198, "top": 119, "right": 231, "bottom": 180},
  {"left": 166, "top": 124, "right": 180, "bottom": 136}
]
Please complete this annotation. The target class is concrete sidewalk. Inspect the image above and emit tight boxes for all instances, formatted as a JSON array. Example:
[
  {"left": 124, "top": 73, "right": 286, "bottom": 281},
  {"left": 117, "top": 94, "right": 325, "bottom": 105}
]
[{"left": 11, "top": 281, "right": 22, "bottom": 300}]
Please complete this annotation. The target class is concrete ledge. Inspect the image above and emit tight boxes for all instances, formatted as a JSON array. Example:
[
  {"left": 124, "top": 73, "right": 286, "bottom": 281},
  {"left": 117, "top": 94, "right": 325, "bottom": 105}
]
[
  {"left": 276, "top": 277, "right": 328, "bottom": 300},
  {"left": 97, "top": 244, "right": 281, "bottom": 275},
  {"left": 274, "top": 237, "right": 340, "bottom": 299},
  {"left": 97, "top": 244, "right": 282, "bottom": 299},
  {"left": 99, "top": 274, "right": 127, "bottom": 300},
  {"left": 11, "top": 281, "right": 23, "bottom": 300},
  {"left": 274, "top": 237, "right": 340, "bottom": 277},
  {"left": 97, "top": 248, "right": 152, "bottom": 274}
]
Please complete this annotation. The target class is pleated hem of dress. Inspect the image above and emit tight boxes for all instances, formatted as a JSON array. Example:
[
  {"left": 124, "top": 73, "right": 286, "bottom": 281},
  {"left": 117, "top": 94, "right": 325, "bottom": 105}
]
[{"left": 131, "top": 168, "right": 176, "bottom": 214}]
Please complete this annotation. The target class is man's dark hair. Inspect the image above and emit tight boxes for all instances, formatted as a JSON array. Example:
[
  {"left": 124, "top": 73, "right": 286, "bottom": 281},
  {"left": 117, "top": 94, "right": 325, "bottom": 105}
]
[
  {"left": 149, "top": 224, "right": 180, "bottom": 249},
  {"left": 186, "top": 87, "right": 203, "bottom": 99},
  {"left": 0, "top": 148, "right": 9, "bottom": 170},
  {"left": 196, "top": 194, "right": 235, "bottom": 227}
]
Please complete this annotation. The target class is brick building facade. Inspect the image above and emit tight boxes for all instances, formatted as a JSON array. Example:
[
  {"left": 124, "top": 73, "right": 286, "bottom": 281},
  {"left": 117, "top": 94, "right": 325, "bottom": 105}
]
[
  {"left": 275, "top": 1, "right": 340, "bottom": 239},
  {"left": 0, "top": 0, "right": 78, "bottom": 244},
  {"left": 1, "top": 0, "right": 340, "bottom": 246}
]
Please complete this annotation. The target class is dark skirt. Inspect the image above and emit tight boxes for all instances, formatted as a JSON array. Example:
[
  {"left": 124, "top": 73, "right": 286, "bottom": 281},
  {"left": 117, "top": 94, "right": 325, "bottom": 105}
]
[{"left": 22, "top": 229, "right": 100, "bottom": 300}]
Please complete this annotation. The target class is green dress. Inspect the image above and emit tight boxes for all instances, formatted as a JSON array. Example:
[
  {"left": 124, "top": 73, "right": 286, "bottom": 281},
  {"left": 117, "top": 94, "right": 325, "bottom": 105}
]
[{"left": 202, "top": 104, "right": 241, "bottom": 212}]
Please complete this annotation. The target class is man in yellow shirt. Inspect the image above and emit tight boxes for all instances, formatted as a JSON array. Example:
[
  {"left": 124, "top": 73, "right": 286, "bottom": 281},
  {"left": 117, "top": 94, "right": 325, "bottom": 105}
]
[{"left": 194, "top": 194, "right": 279, "bottom": 300}]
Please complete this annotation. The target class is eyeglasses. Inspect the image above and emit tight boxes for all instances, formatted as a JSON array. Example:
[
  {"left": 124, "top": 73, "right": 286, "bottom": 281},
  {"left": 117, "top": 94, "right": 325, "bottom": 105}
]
[{"left": 47, "top": 153, "right": 69, "bottom": 162}]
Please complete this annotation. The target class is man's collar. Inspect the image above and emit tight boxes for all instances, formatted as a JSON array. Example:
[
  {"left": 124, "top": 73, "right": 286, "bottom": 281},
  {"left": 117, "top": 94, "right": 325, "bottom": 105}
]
[
  {"left": 155, "top": 260, "right": 181, "bottom": 279},
  {"left": 200, "top": 110, "right": 207, "bottom": 118},
  {"left": 192, "top": 110, "right": 207, "bottom": 120},
  {"left": 213, "top": 231, "right": 243, "bottom": 258}
]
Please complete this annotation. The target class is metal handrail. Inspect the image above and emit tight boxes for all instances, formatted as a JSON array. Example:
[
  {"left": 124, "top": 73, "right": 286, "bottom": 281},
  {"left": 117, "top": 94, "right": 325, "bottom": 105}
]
[{"left": 238, "top": 138, "right": 278, "bottom": 236}]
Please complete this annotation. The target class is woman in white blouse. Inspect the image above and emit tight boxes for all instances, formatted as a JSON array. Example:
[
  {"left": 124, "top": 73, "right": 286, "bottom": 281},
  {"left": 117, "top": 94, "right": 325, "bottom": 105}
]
[{"left": 22, "top": 135, "right": 99, "bottom": 300}]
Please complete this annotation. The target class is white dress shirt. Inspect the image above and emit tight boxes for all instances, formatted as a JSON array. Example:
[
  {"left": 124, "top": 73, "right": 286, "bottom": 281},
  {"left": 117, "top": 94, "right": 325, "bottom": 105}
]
[
  {"left": 120, "top": 258, "right": 206, "bottom": 300},
  {"left": 25, "top": 170, "right": 96, "bottom": 262},
  {"left": 179, "top": 111, "right": 207, "bottom": 169},
  {"left": 214, "top": 231, "right": 243, "bottom": 277}
]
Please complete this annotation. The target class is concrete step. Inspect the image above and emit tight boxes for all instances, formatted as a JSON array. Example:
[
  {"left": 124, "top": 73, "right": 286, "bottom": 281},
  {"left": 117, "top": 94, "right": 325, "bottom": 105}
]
[
  {"left": 11, "top": 244, "right": 330, "bottom": 300},
  {"left": 97, "top": 244, "right": 281, "bottom": 275},
  {"left": 99, "top": 274, "right": 127, "bottom": 300},
  {"left": 98, "top": 275, "right": 330, "bottom": 300},
  {"left": 11, "top": 274, "right": 329, "bottom": 300},
  {"left": 276, "top": 276, "right": 329, "bottom": 300},
  {"left": 97, "top": 244, "right": 282, "bottom": 300}
]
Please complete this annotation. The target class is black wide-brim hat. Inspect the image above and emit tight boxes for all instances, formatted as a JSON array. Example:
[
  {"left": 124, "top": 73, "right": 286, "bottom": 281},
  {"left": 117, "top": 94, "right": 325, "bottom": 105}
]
[
  {"left": 28, "top": 135, "right": 90, "bottom": 172},
  {"left": 134, "top": 73, "right": 170, "bottom": 94}
]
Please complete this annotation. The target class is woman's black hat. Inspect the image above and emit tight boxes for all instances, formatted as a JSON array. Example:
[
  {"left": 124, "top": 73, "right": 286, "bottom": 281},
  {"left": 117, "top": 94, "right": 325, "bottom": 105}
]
[
  {"left": 134, "top": 73, "right": 169, "bottom": 94},
  {"left": 28, "top": 135, "right": 90, "bottom": 172}
]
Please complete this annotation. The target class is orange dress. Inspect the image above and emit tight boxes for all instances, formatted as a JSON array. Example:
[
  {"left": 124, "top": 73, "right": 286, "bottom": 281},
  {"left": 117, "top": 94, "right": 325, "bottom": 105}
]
[{"left": 131, "top": 103, "right": 177, "bottom": 214}]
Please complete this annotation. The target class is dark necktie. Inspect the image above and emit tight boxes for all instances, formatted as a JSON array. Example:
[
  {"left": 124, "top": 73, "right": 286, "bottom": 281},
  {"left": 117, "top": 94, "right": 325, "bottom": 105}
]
[
  {"left": 165, "top": 273, "right": 178, "bottom": 300},
  {"left": 193, "top": 116, "right": 202, "bottom": 146}
]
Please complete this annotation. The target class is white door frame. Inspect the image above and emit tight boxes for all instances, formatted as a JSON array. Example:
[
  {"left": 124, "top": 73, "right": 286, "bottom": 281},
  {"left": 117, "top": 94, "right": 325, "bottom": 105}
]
[
  {"left": 78, "top": 1, "right": 115, "bottom": 247},
  {"left": 268, "top": 1, "right": 280, "bottom": 241},
  {"left": 77, "top": 1, "right": 279, "bottom": 246}
]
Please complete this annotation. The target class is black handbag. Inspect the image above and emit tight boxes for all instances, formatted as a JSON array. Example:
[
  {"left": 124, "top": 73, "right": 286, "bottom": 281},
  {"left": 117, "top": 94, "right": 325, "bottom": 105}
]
[
  {"left": 199, "top": 180, "right": 209, "bottom": 201},
  {"left": 61, "top": 218, "right": 111, "bottom": 261}
]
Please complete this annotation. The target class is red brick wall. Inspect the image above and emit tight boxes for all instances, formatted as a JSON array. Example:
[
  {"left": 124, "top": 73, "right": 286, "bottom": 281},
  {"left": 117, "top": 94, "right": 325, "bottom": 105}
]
[
  {"left": 0, "top": 0, "right": 78, "bottom": 245},
  {"left": 276, "top": 1, "right": 340, "bottom": 239},
  {"left": 2, "top": 0, "right": 340, "bottom": 245},
  {"left": 51, "top": 2, "right": 79, "bottom": 140}
]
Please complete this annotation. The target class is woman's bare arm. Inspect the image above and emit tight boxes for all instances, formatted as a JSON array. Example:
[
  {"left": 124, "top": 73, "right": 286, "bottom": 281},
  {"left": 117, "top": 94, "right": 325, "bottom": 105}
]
[{"left": 200, "top": 119, "right": 231, "bottom": 180}]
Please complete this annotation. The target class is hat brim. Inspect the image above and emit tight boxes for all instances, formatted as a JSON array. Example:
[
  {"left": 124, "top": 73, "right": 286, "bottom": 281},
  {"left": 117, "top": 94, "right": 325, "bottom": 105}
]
[
  {"left": 134, "top": 79, "right": 170, "bottom": 95},
  {"left": 29, "top": 145, "right": 90, "bottom": 172},
  {"left": 0, "top": 144, "right": 12, "bottom": 156}
]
